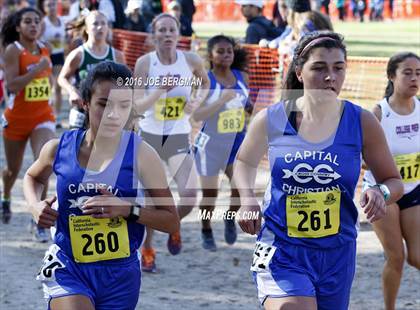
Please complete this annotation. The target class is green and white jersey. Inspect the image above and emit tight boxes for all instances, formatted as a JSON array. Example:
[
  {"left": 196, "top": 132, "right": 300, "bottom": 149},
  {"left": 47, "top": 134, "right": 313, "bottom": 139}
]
[{"left": 76, "top": 43, "right": 116, "bottom": 84}]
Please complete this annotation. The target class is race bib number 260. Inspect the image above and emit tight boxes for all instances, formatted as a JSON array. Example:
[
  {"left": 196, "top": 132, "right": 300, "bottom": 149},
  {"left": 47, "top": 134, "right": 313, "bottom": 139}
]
[{"left": 69, "top": 216, "right": 130, "bottom": 263}]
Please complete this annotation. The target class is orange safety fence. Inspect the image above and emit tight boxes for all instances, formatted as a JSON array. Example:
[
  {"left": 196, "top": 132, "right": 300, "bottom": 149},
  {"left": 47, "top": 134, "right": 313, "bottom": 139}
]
[
  {"left": 113, "top": 28, "right": 389, "bottom": 115},
  {"left": 113, "top": 29, "right": 389, "bottom": 173},
  {"left": 112, "top": 30, "right": 192, "bottom": 68}
]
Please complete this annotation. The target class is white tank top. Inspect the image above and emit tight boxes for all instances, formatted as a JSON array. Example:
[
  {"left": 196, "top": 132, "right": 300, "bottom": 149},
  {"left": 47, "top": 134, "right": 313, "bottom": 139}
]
[
  {"left": 41, "top": 16, "right": 66, "bottom": 55},
  {"left": 364, "top": 97, "right": 420, "bottom": 194},
  {"left": 139, "top": 50, "right": 194, "bottom": 135}
]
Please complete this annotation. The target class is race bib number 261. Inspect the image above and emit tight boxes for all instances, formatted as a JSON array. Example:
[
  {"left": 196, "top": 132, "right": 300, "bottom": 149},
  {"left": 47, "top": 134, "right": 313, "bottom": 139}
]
[{"left": 286, "top": 190, "right": 341, "bottom": 238}]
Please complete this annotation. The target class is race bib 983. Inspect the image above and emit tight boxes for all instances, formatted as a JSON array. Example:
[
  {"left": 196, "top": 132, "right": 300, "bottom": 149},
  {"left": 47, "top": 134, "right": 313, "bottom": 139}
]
[{"left": 217, "top": 108, "right": 245, "bottom": 133}]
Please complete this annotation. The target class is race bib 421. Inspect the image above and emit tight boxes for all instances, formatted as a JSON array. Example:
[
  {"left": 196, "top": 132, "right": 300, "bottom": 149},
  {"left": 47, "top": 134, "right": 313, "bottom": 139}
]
[
  {"left": 286, "top": 190, "right": 340, "bottom": 238},
  {"left": 155, "top": 97, "right": 185, "bottom": 121}
]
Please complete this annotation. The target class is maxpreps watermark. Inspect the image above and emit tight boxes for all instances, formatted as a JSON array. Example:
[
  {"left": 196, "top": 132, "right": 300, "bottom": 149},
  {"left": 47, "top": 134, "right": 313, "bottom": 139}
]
[{"left": 198, "top": 210, "right": 260, "bottom": 221}]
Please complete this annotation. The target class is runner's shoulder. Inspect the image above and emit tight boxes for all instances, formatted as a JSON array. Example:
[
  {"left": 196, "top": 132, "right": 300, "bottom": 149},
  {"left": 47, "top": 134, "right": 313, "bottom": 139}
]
[
  {"left": 134, "top": 54, "right": 151, "bottom": 73},
  {"left": 40, "top": 139, "right": 60, "bottom": 162},
  {"left": 183, "top": 51, "right": 204, "bottom": 66},
  {"left": 4, "top": 43, "right": 21, "bottom": 57}
]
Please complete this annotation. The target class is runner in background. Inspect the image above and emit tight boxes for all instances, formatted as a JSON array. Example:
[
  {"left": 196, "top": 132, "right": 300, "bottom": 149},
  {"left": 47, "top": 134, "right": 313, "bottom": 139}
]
[
  {"left": 133, "top": 13, "right": 209, "bottom": 272},
  {"left": 192, "top": 35, "right": 251, "bottom": 251},
  {"left": 363, "top": 52, "right": 420, "bottom": 310},
  {"left": 1, "top": 8, "right": 55, "bottom": 243},
  {"left": 58, "top": 11, "right": 125, "bottom": 129},
  {"left": 38, "top": 0, "right": 67, "bottom": 129},
  {"left": 234, "top": 31, "right": 404, "bottom": 310},
  {"left": 23, "top": 60, "right": 179, "bottom": 310}
]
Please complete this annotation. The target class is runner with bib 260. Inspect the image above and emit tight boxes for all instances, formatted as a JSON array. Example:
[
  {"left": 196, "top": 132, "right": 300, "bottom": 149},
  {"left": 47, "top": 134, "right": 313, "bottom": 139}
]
[
  {"left": 234, "top": 31, "right": 404, "bottom": 310},
  {"left": 193, "top": 35, "right": 252, "bottom": 251},
  {"left": 363, "top": 52, "right": 420, "bottom": 310},
  {"left": 23, "top": 61, "right": 179, "bottom": 309}
]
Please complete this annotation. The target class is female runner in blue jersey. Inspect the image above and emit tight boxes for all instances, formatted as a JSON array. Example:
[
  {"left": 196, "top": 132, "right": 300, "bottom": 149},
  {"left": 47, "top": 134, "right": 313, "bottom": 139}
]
[
  {"left": 23, "top": 61, "right": 179, "bottom": 309},
  {"left": 234, "top": 31, "right": 404, "bottom": 310},
  {"left": 192, "top": 35, "right": 252, "bottom": 251}
]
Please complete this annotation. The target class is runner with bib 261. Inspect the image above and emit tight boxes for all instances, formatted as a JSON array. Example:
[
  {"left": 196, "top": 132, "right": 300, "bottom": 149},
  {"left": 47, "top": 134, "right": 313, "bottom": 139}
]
[{"left": 234, "top": 31, "right": 404, "bottom": 310}]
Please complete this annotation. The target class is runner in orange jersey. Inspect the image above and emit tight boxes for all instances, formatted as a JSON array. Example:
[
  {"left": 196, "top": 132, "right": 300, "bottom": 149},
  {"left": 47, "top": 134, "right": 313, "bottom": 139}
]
[{"left": 1, "top": 8, "right": 55, "bottom": 243}]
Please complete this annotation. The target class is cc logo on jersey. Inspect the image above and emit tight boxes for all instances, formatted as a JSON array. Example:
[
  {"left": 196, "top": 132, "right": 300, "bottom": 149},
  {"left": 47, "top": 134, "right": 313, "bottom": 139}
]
[
  {"left": 282, "top": 163, "right": 341, "bottom": 184},
  {"left": 68, "top": 196, "right": 90, "bottom": 210}
]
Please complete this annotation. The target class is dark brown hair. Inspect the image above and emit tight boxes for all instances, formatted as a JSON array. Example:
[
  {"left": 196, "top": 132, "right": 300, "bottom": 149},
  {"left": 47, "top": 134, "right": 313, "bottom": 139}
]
[
  {"left": 282, "top": 31, "right": 346, "bottom": 101},
  {"left": 207, "top": 35, "right": 248, "bottom": 71}
]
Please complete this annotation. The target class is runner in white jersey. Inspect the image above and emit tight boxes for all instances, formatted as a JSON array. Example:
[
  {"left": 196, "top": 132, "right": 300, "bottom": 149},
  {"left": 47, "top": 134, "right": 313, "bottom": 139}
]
[
  {"left": 39, "top": 0, "right": 67, "bottom": 128},
  {"left": 133, "top": 13, "right": 209, "bottom": 272},
  {"left": 363, "top": 52, "right": 420, "bottom": 310}
]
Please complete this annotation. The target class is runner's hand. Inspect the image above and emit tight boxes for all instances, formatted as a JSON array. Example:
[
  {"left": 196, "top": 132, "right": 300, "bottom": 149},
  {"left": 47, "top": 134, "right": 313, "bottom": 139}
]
[
  {"left": 36, "top": 57, "right": 50, "bottom": 72},
  {"left": 237, "top": 201, "right": 262, "bottom": 235},
  {"left": 33, "top": 196, "right": 58, "bottom": 228},
  {"left": 69, "top": 90, "right": 83, "bottom": 108},
  {"left": 82, "top": 188, "right": 132, "bottom": 219},
  {"left": 158, "top": 73, "right": 177, "bottom": 92},
  {"left": 360, "top": 187, "right": 386, "bottom": 223},
  {"left": 220, "top": 88, "right": 237, "bottom": 104},
  {"left": 184, "top": 94, "right": 202, "bottom": 114}
]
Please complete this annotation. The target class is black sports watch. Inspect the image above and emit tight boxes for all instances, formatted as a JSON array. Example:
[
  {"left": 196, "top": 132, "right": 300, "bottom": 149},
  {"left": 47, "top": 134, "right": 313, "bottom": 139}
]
[{"left": 127, "top": 204, "right": 141, "bottom": 222}]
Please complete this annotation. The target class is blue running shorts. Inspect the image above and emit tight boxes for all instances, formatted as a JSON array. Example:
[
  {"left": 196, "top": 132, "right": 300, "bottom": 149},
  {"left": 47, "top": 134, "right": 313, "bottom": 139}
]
[
  {"left": 252, "top": 240, "right": 356, "bottom": 310},
  {"left": 38, "top": 244, "right": 141, "bottom": 310}
]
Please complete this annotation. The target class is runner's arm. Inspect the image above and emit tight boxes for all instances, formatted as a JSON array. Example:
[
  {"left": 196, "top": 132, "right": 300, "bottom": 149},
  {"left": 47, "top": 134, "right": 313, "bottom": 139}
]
[
  {"left": 186, "top": 51, "right": 210, "bottom": 107},
  {"left": 241, "top": 71, "right": 254, "bottom": 115},
  {"left": 234, "top": 110, "right": 268, "bottom": 235},
  {"left": 57, "top": 47, "right": 82, "bottom": 98},
  {"left": 136, "top": 142, "right": 180, "bottom": 233},
  {"left": 114, "top": 48, "right": 126, "bottom": 64},
  {"left": 3, "top": 44, "right": 47, "bottom": 93},
  {"left": 23, "top": 139, "right": 59, "bottom": 217},
  {"left": 361, "top": 109, "right": 403, "bottom": 204},
  {"left": 133, "top": 54, "right": 168, "bottom": 114},
  {"left": 192, "top": 88, "right": 237, "bottom": 121},
  {"left": 234, "top": 109, "right": 268, "bottom": 202},
  {"left": 362, "top": 105, "right": 382, "bottom": 170}
]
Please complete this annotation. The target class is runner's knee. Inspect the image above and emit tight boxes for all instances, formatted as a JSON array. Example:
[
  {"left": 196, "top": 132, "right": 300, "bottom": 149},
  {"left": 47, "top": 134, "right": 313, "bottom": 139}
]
[
  {"left": 407, "top": 252, "right": 420, "bottom": 270},
  {"left": 3, "top": 168, "right": 18, "bottom": 180},
  {"left": 387, "top": 251, "right": 405, "bottom": 272}
]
